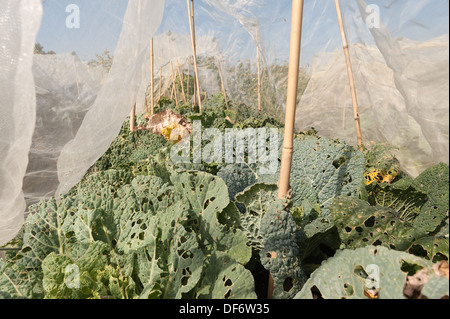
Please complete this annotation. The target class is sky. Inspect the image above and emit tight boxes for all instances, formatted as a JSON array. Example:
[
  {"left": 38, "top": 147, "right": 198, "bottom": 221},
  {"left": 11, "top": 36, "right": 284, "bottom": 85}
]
[
  {"left": 35, "top": 0, "right": 449, "bottom": 64},
  {"left": 36, "top": 0, "right": 129, "bottom": 61}
]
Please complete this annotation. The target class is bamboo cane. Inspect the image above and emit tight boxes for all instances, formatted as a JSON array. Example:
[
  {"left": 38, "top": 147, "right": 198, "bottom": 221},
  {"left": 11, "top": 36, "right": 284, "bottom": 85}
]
[
  {"left": 72, "top": 55, "right": 80, "bottom": 97},
  {"left": 159, "top": 66, "right": 162, "bottom": 102},
  {"left": 216, "top": 57, "right": 229, "bottom": 110},
  {"left": 176, "top": 59, "right": 187, "bottom": 103},
  {"left": 187, "top": 57, "right": 191, "bottom": 102},
  {"left": 334, "top": 0, "right": 363, "bottom": 150},
  {"left": 170, "top": 61, "right": 179, "bottom": 106},
  {"left": 130, "top": 0, "right": 143, "bottom": 132},
  {"left": 272, "top": 0, "right": 304, "bottom": 299},
  {"left": 187, "top": 0, "right": 202, "bottom": 112},
  {"left": 150, "top": 37, "right": 155, "bottom": 115},
  {"left": 130, "top": 103, "right": 136, "bottom": 132},
  {"left": 257, "top": 47, "right": 262, "bottom": 111}
]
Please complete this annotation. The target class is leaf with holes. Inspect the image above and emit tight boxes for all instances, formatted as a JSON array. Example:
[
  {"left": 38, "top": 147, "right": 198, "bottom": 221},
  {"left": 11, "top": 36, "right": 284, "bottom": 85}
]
[
  {"left": 366, "top": 175, "right": 428, "bottom": 222},
  {"left": 115, "top": 175, "right": 174, "bottom": 254},
  {"left": 408, "top": 236, "right": 449, "bottom": 262},
  {"left": 0, "top": 259, "right": 44, "bottom": 299},
  {"left": 412, "top": 163, "right": 449, "bottom": 234},
  {"left": 294, "top": 246, "right": 434, "bottom": 299},
  {"left": 266, "top": 136, "right": 365, "bottom": 214},
  {"left": 235, "top": 183, "right": 279, "bottom": 251},
  {"left": 20, "top": 197, "right": 76, "bottom": 269},
  {"left": 171, "top": 171, "right": 251, "bottom": 263},
  {"left": 41, "top": 241, "right": 137, "bottom": 299},
  {"left": 217, "top": 163, "right": 258, "bottom": 201},
  {"left": 331, "top": 196, "right": 419, "bottom": 251},
  {"left": 158, "top": 225, "right": 205, "bottom": 299},
  {"left": 196, "top": 252, "right": 257, "bottom": 299}
]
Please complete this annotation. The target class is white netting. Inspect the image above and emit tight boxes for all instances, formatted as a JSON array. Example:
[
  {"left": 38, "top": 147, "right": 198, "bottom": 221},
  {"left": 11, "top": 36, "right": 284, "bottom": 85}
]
[
  {"left": 0, "top": 0, "right": 448, "bottom": 244},
  {"left": 0, "top": 0, "right": 42, "bottom": 245}
]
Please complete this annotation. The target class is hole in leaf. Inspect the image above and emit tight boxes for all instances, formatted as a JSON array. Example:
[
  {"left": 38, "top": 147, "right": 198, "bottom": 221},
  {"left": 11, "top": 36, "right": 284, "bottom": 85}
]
[
  {"left": 364, "top": 216, "right": 376, "bottom": 227},
  {"left": 332, "top": 156, "right": 346, "bottom": 169},
  {"left": 310, "top": 285, "right": 323, "bottom": 299},
  {"left": 400, "top": 260, "right": 424, "bottom": 276},
  {"left": 204, "top": 199, "right": 210, "bottom": 210},
  {"left": 224, "top": 289, "right": 231, "bottom": 299},
  {"left": 344, "top": 283, "right": 354, "bottom": 296},
  {"left": 181, "top": 250, "right": 194, "bottom": 259},
  {"left": 181, "top": 268, "right": 192, "bottom": 286},
  {"left": 266, "top": 252, "right": 277, "bottom": 259},
  {"left": 179, "top": 236, "right": 188, "bottom": 245},
  {"left": 355, "top": 227, "right": 364, "bottom": 233},
  {"left": 345, "top": 227, "right": 352, "bottom": 233},
  {"left": 283, "top": 277, "right": 294, "bottom": 292},
  {"left": 224, "top": 279, "right": 233, "bottom": 287},
  {"left": 353, "top": 265, "right": 369, "bottom": 279}
]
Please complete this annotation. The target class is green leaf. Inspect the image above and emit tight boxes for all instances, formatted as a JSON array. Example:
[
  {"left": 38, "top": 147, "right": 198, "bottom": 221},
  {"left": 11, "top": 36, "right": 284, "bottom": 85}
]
[
  {"left": 294, "top": 246, "right": 432, "bottom": 299},
  {"left": 264, "top": 136, "right": 365, "bottom": 214},
  {"left": 0, "top": 259, "right": 44, "bottom": 299},
  {"left": 171, "top": 171, "right": 251, "bottom": 263},
  {"left": 217, "top": 164, "right": 258, "bottom": 200},
  {"left": 366, "top": 176, "right": 428, "bottom": 221},
  {"left": 235, "top": 183, "right": 279, "bottom": 251},
  {"left": 412, "top": 163, "right": 449, "bottom": 234},
  {"left": 408, "top": 236, "right": 449, "bottom": 262},
  {"left": 421, "top": 275, "right": 449, "bottom": 299},
  {"left": 260, "top": 199, "right": 307, "bottom": 299},
  {"left": 290, "top": 137, "right": 365, "bottom": 212},
  {"left": 21, "top": 197, "right": 76, "bottom": 269},
  {"left": 196, "top": 252, "right": 257, "bottom": 299},
  {"left": 331, "top": 196, "right": 419, "bottom": 251},
  {"left": 41, "top": 241, "right": 127, "bottom": 299}
]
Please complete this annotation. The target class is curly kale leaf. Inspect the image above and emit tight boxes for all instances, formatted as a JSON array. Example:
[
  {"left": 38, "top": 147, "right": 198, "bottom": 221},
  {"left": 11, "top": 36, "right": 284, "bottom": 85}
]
[
  {"left": 92, "top": 127, "right": 170, "bottom": 172},
  {"left": 217, "top": 163, "right": 258, "bottom": 201},
  {"left": 259, "top": 199, "right": 307, "bottom": 299}
]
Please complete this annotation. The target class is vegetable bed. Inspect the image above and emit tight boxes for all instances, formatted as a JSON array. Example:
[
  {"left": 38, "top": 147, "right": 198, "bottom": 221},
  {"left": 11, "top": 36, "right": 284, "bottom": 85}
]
[{"left": 1, "top": 96, "right": 448, "bottom": 299}]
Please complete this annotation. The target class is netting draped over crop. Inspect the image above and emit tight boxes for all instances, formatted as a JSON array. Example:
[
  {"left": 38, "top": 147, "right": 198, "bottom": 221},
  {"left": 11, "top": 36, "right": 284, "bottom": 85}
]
[{"left": 0, "top": 0, "right": 448, "bottom": 245}]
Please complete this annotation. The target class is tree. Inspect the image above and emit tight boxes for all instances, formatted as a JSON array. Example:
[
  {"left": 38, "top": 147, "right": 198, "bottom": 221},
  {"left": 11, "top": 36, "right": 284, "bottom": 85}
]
[
  {"left": 89, "top": 50, "right": 114, "bottom": 72},
  {"left": 34, "top": 43, "right": 56, "bottom": 55}
]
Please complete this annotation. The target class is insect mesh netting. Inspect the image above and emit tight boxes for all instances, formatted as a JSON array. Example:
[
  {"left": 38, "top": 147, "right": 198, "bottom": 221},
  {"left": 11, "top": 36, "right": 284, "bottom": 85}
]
[{"left": 0, "top": 0, "right": 448, "bottom": 245}]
